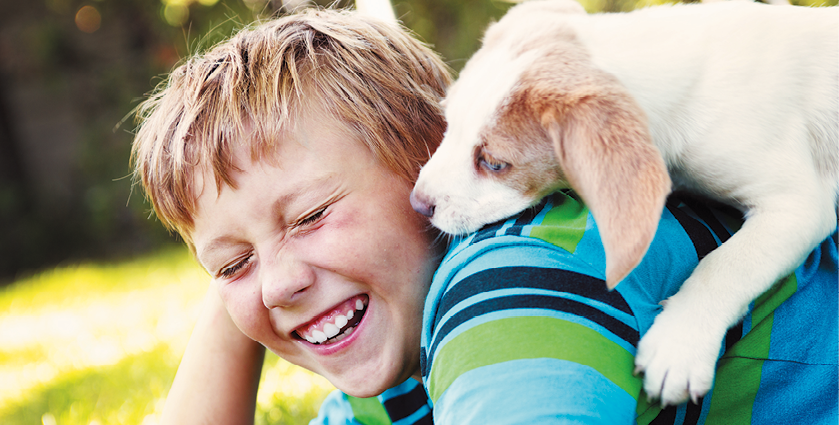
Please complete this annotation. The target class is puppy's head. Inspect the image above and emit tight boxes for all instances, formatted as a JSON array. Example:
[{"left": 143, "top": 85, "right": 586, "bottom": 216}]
[
  {"left": 411, "top": 86, "right": 568, "bottom": 236},
  {"left": 412, "top": 2, "right": 671, "bottom": 287}
]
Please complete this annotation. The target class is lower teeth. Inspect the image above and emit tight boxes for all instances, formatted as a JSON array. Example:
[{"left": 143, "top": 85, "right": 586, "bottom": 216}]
[{"left": 329, "top": 326, "right": 355, "bottom": 343}]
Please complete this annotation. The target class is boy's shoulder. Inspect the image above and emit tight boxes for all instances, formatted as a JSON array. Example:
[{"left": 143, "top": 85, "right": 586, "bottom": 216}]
[
  {"left": 436, "top": 190, "right": 734, "bottom": 288},
  {"left": 429, "top": 190, "right": 741, "bottom": 335},
  {"left": 436, "top": 190, "right": 595, "bottom": 282}
]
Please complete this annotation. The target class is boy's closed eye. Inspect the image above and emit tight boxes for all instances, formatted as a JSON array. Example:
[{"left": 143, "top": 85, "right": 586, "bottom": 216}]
[
  {"left": 218, "top": 253, "right": 253, "bottom": 280},
  {"left": 296, "top": 206, "right": 328, "bottom": 227}
]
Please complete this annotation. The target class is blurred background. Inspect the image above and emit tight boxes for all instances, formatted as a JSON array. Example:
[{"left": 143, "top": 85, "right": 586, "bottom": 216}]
[{"left": 0, "top": 0, "right": 834, "bottom": 423}]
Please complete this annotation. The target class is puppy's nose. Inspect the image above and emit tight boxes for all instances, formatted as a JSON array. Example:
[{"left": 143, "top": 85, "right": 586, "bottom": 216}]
[{"left": 410, "top": 190, "right": 435, "bottom": 218}]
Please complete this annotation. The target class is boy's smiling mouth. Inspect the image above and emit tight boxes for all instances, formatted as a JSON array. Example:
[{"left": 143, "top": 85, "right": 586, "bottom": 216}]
[{"left": 295, "top": 295, "right": 369, "bottom": 345}]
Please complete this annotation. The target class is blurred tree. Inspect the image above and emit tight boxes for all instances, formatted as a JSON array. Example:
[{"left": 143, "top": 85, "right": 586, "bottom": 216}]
[
  {"left": 0, "top": 0, "right": 302, "bottom": 283},
  {"left": 0, "top": 0, "right": 834, "bottom": 283}
]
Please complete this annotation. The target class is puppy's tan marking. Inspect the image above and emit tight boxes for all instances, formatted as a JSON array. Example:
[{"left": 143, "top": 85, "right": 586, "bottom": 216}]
[{"left": 488, "top": 37, "right": 672, "bottom": 287}]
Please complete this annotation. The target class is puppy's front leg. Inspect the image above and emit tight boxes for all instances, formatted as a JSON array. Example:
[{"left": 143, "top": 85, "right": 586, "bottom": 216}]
[{"left": 635, "top": 193, "right": 836, "bottom": 406}]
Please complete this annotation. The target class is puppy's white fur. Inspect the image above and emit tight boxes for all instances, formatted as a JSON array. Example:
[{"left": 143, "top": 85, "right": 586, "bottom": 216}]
[{"left": 412, "top": 0, "right": 838, "bottom": 406}]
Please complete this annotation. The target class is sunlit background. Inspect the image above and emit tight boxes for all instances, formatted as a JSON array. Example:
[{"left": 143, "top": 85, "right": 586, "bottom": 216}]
[{"left": 0, "top": 0, "right": 835, "bottom": 423}]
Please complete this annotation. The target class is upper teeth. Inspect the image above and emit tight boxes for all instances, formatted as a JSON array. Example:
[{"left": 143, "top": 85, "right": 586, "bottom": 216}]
[
  {"left": 302, "top": 299, "right": 366, "bottom": 344},
  {"left": 335, "top": 315, "right": 348, "bottom": 329},
  {"left": 310, "top": 330, "right": 326, "bottom": 344}
]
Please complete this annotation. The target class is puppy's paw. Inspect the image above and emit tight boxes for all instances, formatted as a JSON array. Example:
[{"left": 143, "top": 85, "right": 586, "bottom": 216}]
[{"left": 635, "top": 304, "right": 722, "bottom": 407}]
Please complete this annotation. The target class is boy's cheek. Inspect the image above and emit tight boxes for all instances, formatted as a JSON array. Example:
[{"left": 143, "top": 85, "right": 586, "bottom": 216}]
[{"left": 218, "top": 285, "right": 268, "bottom": 339}]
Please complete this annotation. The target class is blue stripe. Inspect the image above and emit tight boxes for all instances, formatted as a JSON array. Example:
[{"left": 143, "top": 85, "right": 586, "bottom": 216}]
[{"left": 433, "top": 359, "right": 637, "bottom": 425}]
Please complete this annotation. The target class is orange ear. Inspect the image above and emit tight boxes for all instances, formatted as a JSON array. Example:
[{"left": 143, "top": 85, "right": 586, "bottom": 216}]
[{"left": 539, "top": 71, "right": 671, "bottom": 289}]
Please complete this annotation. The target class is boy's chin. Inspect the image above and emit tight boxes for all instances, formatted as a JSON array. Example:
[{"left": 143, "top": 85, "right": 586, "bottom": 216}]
[
  {"left": 334, "top": 376, "right": 395, "bottom": 398},
  {"left": 330, "top": 364, "right": 411, "bottom": 398}
]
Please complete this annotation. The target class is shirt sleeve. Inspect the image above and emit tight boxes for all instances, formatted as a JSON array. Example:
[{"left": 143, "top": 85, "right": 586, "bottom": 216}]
[
  {"left": 308, "top": 389, "right": 359, "bottom": 425},
  {"left": 309, "top": 379, "right": 432, "bottom": 425},
  {"left": 422, "top": 238, "right": 644, "bottom": 425}
]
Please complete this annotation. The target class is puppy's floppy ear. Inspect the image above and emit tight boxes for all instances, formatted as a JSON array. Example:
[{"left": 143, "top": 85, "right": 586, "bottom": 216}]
[{"left": 528, "top": 64, "right": 671, "bottom": 289}]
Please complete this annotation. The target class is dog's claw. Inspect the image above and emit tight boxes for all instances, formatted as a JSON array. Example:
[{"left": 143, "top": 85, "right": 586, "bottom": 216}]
[
  {"left": 690, "top": 391, "right": 701, "bottom": 406},
  {"left": 635, "top": 297, "right": 722, "bottom": 407}
]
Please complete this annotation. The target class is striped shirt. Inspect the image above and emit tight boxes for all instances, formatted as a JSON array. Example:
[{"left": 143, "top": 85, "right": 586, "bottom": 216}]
[{"left": 421, "top": 190, "right": 837, "bottom": 424}]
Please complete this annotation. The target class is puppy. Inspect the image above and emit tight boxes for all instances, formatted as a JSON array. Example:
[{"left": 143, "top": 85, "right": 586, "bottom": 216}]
[{"left": 411, "top": 0, "right": 838, "bottom": 406}]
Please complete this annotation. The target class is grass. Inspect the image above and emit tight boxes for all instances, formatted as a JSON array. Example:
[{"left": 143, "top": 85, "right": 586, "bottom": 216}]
[{"left": 0, "top": 246, "right": 333, "bottom": 425}]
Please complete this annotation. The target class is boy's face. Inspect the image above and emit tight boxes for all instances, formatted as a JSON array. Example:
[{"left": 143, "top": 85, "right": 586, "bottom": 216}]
[{"left": 190, "top": 121, "right": 439, "bottom": 397}]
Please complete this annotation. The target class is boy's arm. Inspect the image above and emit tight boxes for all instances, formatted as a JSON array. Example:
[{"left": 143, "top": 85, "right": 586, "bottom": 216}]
[{"left": 161, "top": 287, "right": 265, "bottom": 425}]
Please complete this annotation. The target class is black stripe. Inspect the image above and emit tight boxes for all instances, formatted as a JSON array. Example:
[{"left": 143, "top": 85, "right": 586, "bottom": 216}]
[
  {"left": 382, "top": 383, "right": 430, "bottom": 423},
  {"left": 724, "top": 320, "right": 745, "bottom": 352},
  {"left": 427, "top": 293, "right": 640, "bottom": 370},
  {"left": 471, "top": 220, "right": 505, "bottom": 245},
  {"left": 677, "top": 195, "right": 736, "bottom": 244},
  {"left": 665, "top": 197, "right": 719, "bottom": 261},
  {"left": 683, "top": 397, "right": 704, "bottom": 425},
  {"left": 650, "top": 405, "right": 678, "bottom": 425},
  {"left": 645, "top": 397, "right": 706, "bottom": 425},
  {"left": 434, "top": 267, "right": 633, "bottom": 332},
  {"left": 504, "top": 198, "right": 550, "bottom": 237}
]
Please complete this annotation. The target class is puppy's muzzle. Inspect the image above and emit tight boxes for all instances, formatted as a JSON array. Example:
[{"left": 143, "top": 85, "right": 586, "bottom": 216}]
[{"left": 410, "top": 190, "right": 435, "bottom": 218}]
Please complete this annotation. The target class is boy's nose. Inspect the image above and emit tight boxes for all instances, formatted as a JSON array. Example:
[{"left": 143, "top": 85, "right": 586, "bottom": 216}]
[{"left": 261, "top": 254, "right": 314, "bottom": 309}]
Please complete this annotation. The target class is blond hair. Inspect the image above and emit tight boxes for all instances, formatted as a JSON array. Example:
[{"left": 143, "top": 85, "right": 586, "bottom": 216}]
[{"left": 132, "top": 8, "right": 452, "bottom": 243}]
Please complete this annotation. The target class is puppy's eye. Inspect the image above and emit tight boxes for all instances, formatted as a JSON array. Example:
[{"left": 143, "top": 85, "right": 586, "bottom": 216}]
[{"left": 479, "top": 156, "right": 509, "bottom": 173}]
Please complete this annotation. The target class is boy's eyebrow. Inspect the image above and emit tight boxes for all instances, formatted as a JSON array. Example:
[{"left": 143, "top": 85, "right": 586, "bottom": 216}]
[{"left": 195, "top": 236, "right": 246, "bottom": 271}]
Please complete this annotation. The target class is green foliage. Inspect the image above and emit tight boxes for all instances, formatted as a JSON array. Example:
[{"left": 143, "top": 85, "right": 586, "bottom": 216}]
[
  {"left": 395, "top": 0, "right": 516, "bottom": 70},
  {"left": 0, "top": 347, "right": 177, "bottom": 425},
  {"left": 0, "top": 247, "right": 332, "bottom": 425},
  {"left": 255, "top": 353, "right": 334, "bottom": 425}
]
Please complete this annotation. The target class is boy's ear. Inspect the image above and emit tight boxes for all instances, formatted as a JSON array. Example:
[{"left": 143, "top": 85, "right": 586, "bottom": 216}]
[{"left": 535, "top": 69, "right": 672, "bottom": 289}]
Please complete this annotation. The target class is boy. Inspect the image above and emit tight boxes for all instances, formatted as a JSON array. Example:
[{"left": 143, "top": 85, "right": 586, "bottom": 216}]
[{"left": 133, "top": 8, "right": 449, "bottom": 422}]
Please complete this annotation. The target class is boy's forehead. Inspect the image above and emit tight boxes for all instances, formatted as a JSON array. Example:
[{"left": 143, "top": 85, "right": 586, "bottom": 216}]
[{"left": 191, "top": 119, "right": 374, "bottom": 206}]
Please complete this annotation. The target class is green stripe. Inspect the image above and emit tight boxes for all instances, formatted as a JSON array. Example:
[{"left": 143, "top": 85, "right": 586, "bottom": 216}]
[
  {"left": 347, "top": 394, "right": 392, "bottom": 425},
  {"left": 749, "top": 272, "right": 797, "bottom": 328},
  {"left": 427, "top": 315, "right": 640, "bottom": 403},
  {"left": 704, "top": 273, "right": 797, "bottom": 424},
  {"left": 635, "top": 396, "right": 662, "bottom": 425},
  {"left": 527, "top": 191, "right": 588, "bottom": 254}
]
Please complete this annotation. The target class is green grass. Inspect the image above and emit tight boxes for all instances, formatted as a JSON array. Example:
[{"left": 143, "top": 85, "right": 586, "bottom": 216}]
[{"left": 0, "top": 246, "right": 333, "bottom": 425}]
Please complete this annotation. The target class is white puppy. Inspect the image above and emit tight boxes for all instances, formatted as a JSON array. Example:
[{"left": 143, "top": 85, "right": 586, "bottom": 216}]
[{"left": 411, "top": 0, "right": 838, "bottom": 406}]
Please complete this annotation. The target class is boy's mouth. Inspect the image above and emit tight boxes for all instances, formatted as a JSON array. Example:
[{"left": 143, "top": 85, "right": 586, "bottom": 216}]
[{"left": 295, "top": 295, "right": 368, "bottom": 345}]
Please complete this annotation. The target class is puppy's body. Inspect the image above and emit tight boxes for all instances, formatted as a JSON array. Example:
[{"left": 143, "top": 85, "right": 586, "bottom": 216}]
[{"left": 411, "top": 0, "right": 837, "bottom": 406}]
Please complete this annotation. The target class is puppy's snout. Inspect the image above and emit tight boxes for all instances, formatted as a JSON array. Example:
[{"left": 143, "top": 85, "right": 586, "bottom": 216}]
[{"left": 410, "top": 190, "right": 435, "bottom": 218}]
